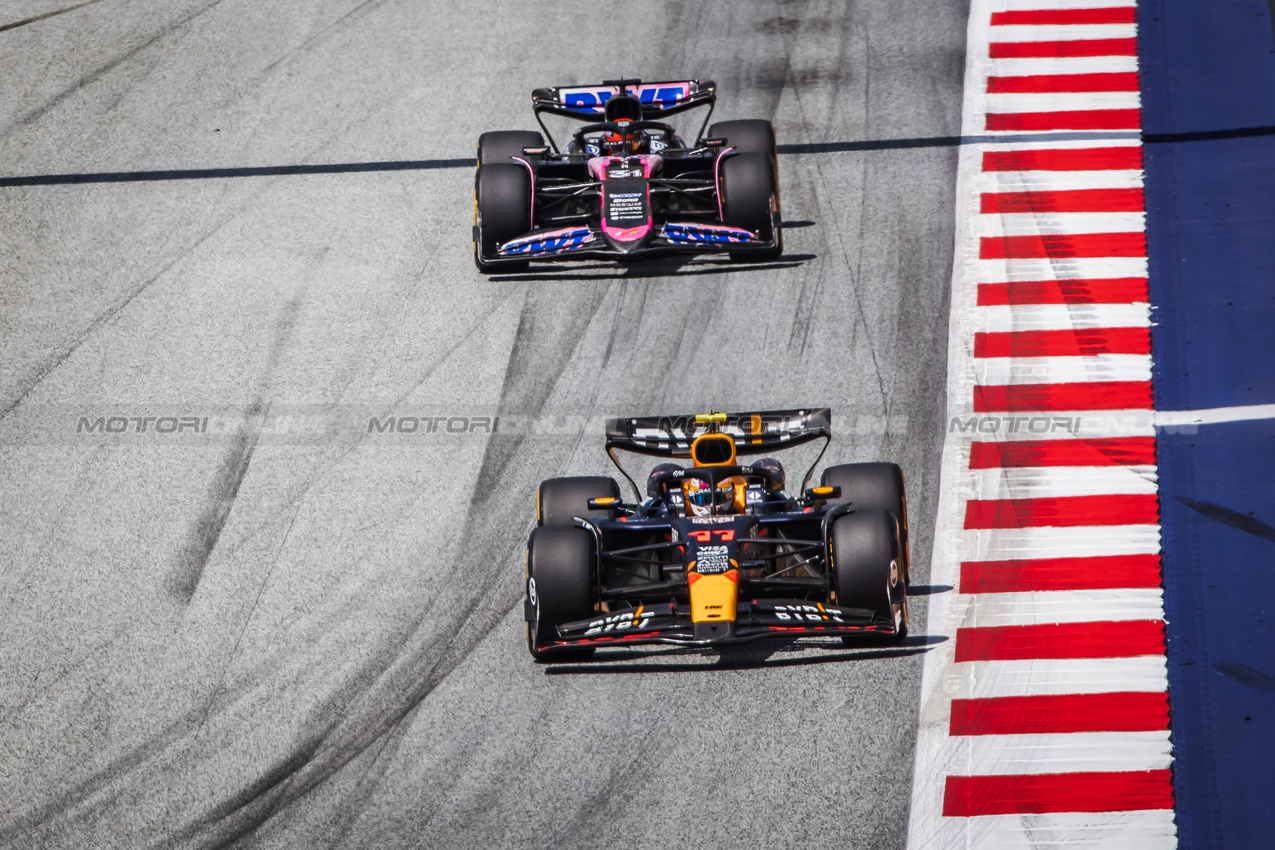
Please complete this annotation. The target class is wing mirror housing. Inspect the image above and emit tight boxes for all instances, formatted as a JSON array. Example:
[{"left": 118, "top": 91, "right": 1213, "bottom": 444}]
[
  {"left": 805, "top": 485, "right": 841, "bottom": 501},
  {"left": 587, "top": 496, "right": 621, "bottom": 510}
]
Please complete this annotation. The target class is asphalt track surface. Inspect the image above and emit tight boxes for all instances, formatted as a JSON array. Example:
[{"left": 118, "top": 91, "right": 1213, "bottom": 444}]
[{"left": 0, "top": 1, "right": 967, "bottom": 847}]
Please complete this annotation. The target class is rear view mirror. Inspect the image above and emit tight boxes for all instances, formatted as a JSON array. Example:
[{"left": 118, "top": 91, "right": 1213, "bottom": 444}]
[{"left": 805, "top": 485, "right": 841, "bottom": 501}]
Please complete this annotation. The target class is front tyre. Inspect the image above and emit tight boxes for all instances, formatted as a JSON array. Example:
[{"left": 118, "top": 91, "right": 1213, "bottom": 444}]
[
  {"left": 830, "top": 509, "right": 907, "bottom": 644},
  {"left": 821, "top": 462, "right": 910, "bottom": 585},
  {"left": 526, "top": 526, "right": 597, "bottom": 661},
  {"left": 718, "top": 152, "right": 783, "bottom": 262},
  {"left": 474, "top": 163, "right": 531, "bottom": 273}
]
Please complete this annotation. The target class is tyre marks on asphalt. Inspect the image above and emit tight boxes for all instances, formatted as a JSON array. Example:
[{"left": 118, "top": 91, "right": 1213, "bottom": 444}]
[
  {"left": 0, "top": 228, "right": 512, "bottom": 850},
  {"left": 0, "top": 169, "right": 304, "bottom": 423},
  {"left": 0, "top": 248, "right": 196, "bottom": 421},
  {"left": 163, "top": 285, "right": 623, "bottom": 846},
  {"left": 298, "top": 5, "right": 962, "bottom": 844},
  {"left": 0, "top": 0, "right": 969, "bottom": 846},
  {"left": 171, "top": 279, "right": 308, "bottom": 601},
  {"left": 0, "top": 0, "right": 104, "bottom": 34},
  {"left": 171, "top": 400, "right": 268, "bottom": 600},
  {"left": 0, "top": 0, "right": 231, "bottom": 136}
]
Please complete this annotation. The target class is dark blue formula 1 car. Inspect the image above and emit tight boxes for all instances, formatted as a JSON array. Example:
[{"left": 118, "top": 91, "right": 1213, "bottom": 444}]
[
  {"left": 474, "top": 79, "right": 782, "bottom": 272},
  {"left": 524, "top": 409, "right": 911, "bottom": 660}
]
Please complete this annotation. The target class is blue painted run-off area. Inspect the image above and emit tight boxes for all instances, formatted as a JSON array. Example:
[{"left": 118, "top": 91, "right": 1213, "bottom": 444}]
[{"left": 1140, "top": 1, "right": 1275, "bottom": 847}]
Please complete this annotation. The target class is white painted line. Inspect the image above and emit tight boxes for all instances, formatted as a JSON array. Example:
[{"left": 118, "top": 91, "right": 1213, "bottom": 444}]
[
  {"left": 979, "top": 136, "right": 1143, "bottom": 151},
  {"left": 1155, "top": 403, "right": 1275, "bottom": 427},
  {"left": 985, "top": 55, "right": 1140, "bottom": 78},
  {"left": 941, "top": 656, "right": 1170, "bottom": 700},
  {"left": 976, "top": 257, "right": 1150, "bottom": 283},
  {"left": 973, "top": 354, "right": 1152, "bottom": 386},
  {"left": 965, "top": 465, "right": 1159, "bottom": 499},
  {"left": 952, "top": 588, "right": 1167, "bottom": 627},
  {"left": 968, "top": 131, "right": 1143, "bottom": 145},
  {"left": 990, "top": 24, "right": 1138, "bottom": 42},
  {"left": 959, "top": 730, "right": 1173, "bottom": 775},
  {"left": 974, "top": 171, "right": 1146, "bottom": 192},
  {"left": 961, "top": 525, "right": 1163, "bottom": 561},
  {"left": 980, "top": 125, "right": 1141, "bottom": 142},
  {"left": 992, "top": 0, "right": 1137, "bottom": 10},
  {"left": 975, "top": 213, "right": 1147, "bottom": 238},
  {"left": 976, "top": 214, "right": 1147, "bottom": 237},
  {"left": 972, "top": 303, "right": 1151, "bottom": 332},
  {"left": 987, "top": 92, "right": 1142, "bottom": 114},
  {"left": 913, "top": 811, "right": 1178, "bottom": 850}
]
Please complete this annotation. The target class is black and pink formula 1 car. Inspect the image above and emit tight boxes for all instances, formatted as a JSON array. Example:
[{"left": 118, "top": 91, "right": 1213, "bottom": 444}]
[{"left": 472, "top": 78, "right": 782, "bottom": 272}]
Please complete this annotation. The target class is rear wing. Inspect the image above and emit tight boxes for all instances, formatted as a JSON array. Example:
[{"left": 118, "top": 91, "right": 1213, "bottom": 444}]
[
  {"left": 531, "top": 78, "right": 716, "bottom": 121},
  {"left": 605, "top": 408, "right": 831, "bottom": 458}
]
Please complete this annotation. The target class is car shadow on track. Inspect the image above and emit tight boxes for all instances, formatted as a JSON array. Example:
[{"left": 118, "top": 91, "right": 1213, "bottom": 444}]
[
  {"left": 541, "top": 633, "right": 947, "bottom": 675},
  {"left": 489, "top": 254, "right": 817, "bottom": 283}
]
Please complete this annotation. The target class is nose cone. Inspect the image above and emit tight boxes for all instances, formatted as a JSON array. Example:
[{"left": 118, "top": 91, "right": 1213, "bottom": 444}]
[
  {"left": 601, "top": 177, "right": 651, "bottom": 250},
  {"left": 602, "top": 224, "right": 652, "bottom": 251},
  {"left": 688, "top": 570, "right": 739, "bottom": 624},
  {"left": 692, "top": 620, "right": 736, "bottom": 643}
]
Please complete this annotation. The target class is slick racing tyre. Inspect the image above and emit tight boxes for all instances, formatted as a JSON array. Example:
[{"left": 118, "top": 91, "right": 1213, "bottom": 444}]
[
  {"left": 474, "top": 162, "right": 530, "bottom": 273},
  {"left": 526, "top": 525, "right": 596, "bottom": 661},
  {"left": 537, "top": 476, "right": 621, "bottom": 526},
  {"left": 829, "top": 509, "right": 907, "bottom": 644},
  {"left": 709, "top": 119, "right": 782, "bottom": 260},
  {"left": 719, "top": 151, "right": 781, "bottom": 261},
  {"left": 821, "top": 462, "right": 910, "bottom": 585},
  {"left": 477, "top": 130, "right": 545, "bottom": 166},
  {"left": 707, "top": 119, "right": 777, "bottom": 162}
]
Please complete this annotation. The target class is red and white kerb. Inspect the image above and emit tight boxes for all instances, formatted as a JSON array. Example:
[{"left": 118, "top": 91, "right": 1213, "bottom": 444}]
[{"left": 907, "top": 0, "right": 1177, "bottom": 847}]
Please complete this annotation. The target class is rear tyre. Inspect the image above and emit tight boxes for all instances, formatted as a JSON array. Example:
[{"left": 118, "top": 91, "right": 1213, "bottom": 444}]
[
  {"left": 477, "top": 130, "right": 545, "bottom": 167},
  {"left": 719, "top": 152, "right": 782, "bottom": 261},
  {"left": 526, "top": 526, "right": 596, "bottom": 661},
  {"left": 474, "top": 163, "right": 530, "bottom": 273},
  {"left": 829, "top": 509, "right": 906, "bottom": 644},
  {"left": 821, "top": 462, "right": 910, "bottom": 585},
  {"left": 537, "top": 476, "right": 621, "bottom": 526}
]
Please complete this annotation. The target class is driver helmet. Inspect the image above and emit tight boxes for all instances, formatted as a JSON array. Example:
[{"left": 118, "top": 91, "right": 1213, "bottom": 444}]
[
  {"left": 683, "top": 477, "right": 744, "bottom": 517},
  {"left": 603, "top": 94, "right": 646, "bottom": 155}
]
